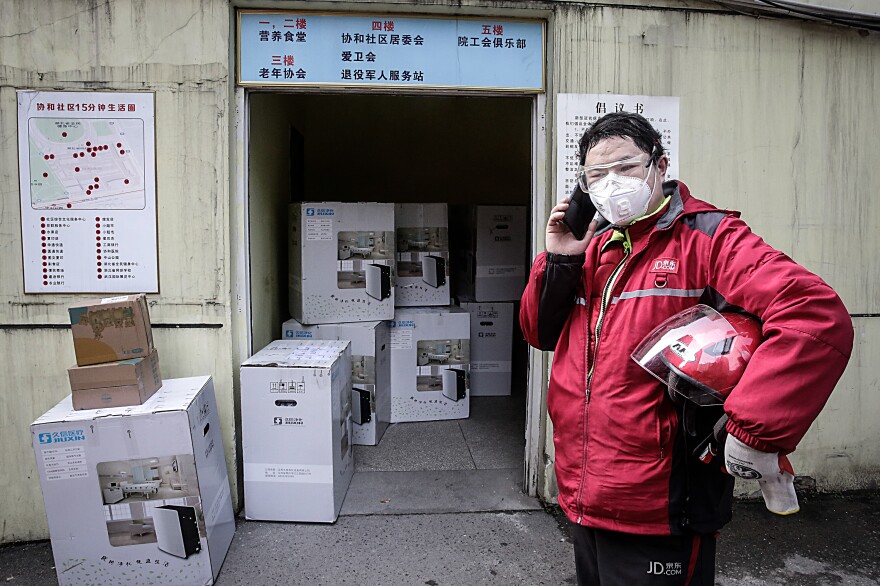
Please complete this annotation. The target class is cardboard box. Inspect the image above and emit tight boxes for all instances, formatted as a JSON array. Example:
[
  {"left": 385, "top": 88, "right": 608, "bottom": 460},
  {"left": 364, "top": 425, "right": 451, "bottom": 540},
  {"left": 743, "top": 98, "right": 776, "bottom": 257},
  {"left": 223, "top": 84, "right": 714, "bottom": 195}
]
[
  {"left": 68, "top": 348, "right": 163, "bottom": 410},
  {"left": 241, "top": 340, "right": 354, "bottom": 523},
  {"left": 395, "top": 203, "right": 451, "bottom": 307},
  {"left": 31, "top": 376, "right": 236, "bottom": 586},
  {"left": 451, "top": 206, "right": 528, "bottom": 301},
  {"left": 460, "top": 302, "right": 514, "bottom": 396},
  {"left": 289, "top": 202, "right": 395, "bottom": 324},
  {"left": 68, "top": 294, "right": 154, "bottom": 366},
  {"left": 282, "top": 319, "right": 391, "bottom": 446},
  {"left": 390, "top": 307, "right": 470, "bottom": 422}
]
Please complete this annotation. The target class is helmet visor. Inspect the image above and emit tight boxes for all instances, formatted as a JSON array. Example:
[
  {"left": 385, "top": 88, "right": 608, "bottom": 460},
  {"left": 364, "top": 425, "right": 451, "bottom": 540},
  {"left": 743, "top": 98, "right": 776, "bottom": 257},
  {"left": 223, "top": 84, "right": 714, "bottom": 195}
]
[{"left": 631, "top": 305, "right": 742, "bottom": 406}]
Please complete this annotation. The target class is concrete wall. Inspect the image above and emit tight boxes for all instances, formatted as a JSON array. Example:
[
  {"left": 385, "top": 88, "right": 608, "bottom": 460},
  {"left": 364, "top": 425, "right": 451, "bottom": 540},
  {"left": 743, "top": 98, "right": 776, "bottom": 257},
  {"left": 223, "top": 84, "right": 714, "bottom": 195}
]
[
  {"left": 1, "top": 0, "right": 878, "bottom": 542},
  {"left": 0, "top": 0, "right": 235, "bottom": 542}
]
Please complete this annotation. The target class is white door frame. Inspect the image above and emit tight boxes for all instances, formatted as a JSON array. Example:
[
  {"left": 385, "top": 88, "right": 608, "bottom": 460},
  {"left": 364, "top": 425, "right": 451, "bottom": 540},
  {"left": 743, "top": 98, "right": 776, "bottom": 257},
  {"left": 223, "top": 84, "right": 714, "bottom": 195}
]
[{"left": 230, "top": 87, "right": 548, "bottom": 497}]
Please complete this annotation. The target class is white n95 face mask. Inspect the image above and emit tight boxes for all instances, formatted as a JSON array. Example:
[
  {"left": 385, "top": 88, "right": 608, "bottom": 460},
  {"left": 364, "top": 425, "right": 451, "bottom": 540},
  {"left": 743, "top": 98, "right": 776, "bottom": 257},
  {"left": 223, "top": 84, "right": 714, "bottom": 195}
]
[{"left": 588, "top": 163, "right": 656, "bottom": 226}]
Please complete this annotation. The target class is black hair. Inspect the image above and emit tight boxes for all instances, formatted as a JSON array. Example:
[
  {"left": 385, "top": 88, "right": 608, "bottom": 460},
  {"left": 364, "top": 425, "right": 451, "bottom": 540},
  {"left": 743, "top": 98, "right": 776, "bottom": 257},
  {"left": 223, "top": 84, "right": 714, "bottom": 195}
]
[{"left": 577, "top": 111, "right": 666, "bottom": 166}]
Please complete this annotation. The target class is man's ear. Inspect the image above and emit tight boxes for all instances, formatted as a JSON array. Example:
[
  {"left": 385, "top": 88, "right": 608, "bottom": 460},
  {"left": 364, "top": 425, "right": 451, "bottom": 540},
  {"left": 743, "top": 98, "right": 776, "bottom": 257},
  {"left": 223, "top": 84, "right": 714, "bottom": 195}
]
[{"left": 656, "top": 154, "right": 669, "bottom": 178}]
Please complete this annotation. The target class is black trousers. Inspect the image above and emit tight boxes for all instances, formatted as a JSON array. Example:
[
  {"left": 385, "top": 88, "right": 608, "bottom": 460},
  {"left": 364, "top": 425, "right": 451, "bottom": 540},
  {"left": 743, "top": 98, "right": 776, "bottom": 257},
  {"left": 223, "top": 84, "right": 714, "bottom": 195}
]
[{"left": 570, "top": 523, "right": 716, "bottom": 585}]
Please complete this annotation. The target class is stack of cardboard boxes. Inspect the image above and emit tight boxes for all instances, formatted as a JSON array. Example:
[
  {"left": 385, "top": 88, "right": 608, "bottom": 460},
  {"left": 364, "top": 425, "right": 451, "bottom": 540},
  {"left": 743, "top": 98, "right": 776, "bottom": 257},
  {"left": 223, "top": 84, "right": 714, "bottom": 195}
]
[
  {"left": 242, "top": 201, "right": 528, "bottom": 524},
  {"left": 66, "top": 294, "right": 163, "bottom": 410},
  {"left": 31, "top": 294, "right": 237, "bottom": 585}
]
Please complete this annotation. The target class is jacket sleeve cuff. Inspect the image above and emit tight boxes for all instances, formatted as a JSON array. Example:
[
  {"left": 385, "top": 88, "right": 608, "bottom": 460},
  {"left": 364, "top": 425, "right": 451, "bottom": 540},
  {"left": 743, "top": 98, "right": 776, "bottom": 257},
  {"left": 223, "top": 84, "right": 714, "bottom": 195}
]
[
  {"left": 546, "top": 252, "right": 586, "bottom": 265},
  {"left": 725, "top": 419, "right": 785, "bottom": 454}
]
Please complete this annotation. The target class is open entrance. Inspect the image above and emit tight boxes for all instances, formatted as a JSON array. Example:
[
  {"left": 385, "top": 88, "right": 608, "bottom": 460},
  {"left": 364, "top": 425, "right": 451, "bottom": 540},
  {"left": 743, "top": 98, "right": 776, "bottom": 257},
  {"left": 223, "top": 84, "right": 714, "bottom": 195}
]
[{"left": 245, "top": 91, "right": 537, "bottom": 513}]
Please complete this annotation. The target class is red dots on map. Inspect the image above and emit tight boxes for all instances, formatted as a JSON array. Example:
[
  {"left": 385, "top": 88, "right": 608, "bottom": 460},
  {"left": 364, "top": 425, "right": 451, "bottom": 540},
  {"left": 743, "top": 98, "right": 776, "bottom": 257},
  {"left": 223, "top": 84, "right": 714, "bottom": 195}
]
[
  {"left": 97, "top": 268, "right": 102, "bottom": 273},
  {"left": 117, "top": 143, "right": 122, "bottom": 148},
  {"left": 94, "top": 177, "right": 100, "bottom": 183},
  {"left": 41, "top": 223, "right": 45, "bottom": 228},
  {"left": 87, "top": 147, "right": 92, "bottom": 153},
  {"left": 96, "top": 230, "right": 100, "bottom": 235},
  {"left": 42, "top": 262, "right": 47, "bottom": 267},
  {"left": 119, "top": 150, "right": 125, "bottom": 155},
  {"left": 42, "top": 256, "right": 46, "bottom": 260},
  {"left": 43, "top": 281, "right": 48, "bottom": 286},
  {"left": 97, "top": 275, "right": 102, "bottom": 279},
  {"left": 124, "top": 179, "right": 130, "bottom": 184},
  {"left": 95, "top": 217, "right": 100, "bottom": 221},
  {"left": 97, "top": 262, "right": 102, "bottom": 267},
  {"left": 96, "top": 236, "right": 100, "bottom": 241},
  {"left": 42, "top": 172, "right": 48, "bottom": 178},
  {"left": 62, "top": 132, "right": 68, "bottom": 138},
  {"left": 91, "top": 152, "right": 96, "bottom": 157},
  {"left": 66, "top": 204, "right": 72, "bottom": 208},
  {"left": 88, "top": 185, "right": 93, "bottom": 190},
  {"left": 86, "top": 142, "right": 91, "bottom": 146},
  {"left": 73, "top": 153, "right": 78, "bottom": 159},
  {"left": 41, "top": 217, "right": 45, "bottom": 222},
  {"left": 41, "top": 230, "right": 45, "bottom": 234},
  {"left": 96, "top": 223, "right": 100, "bottom": 228},
  {"left": 86, "top": 190, "right": 92, "bottom": 195},
  {"left": 96, "top": 255, "right": 101, "bottom": 260},
  {"left": 49, "top": 154, "right": 54, "bottom": 159},
  {"left": 74, "top": 167, "right": 80, "bottom": 172},
  {"left": 43, "top": 155, "right": 49, "bottom": 160}
]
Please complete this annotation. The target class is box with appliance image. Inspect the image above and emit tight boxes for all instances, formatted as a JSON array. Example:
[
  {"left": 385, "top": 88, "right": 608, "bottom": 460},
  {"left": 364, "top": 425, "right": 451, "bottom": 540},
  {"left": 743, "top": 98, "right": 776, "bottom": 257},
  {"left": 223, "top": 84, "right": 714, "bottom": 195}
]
[
  {"left": 30, "top": 376, "right": 235, "bottom": 586},
  {"left": 450, "top": 205, "right": 528, "bottom": 301},
  {"left": 460, "top": 302, "right": 514, "bottom": 396},
  {"left": 390, "top": 307, "right": 470, "bottom": 422},
  {"left": 289, "top": 202, "right": 395, "bottom": 324},
  {"left": 394, "top": 203, "right": 450, "bottom": 307},
  {"left": 241, "top": 340, "right": 353, "bottom": 523},
  {"left": 282, "top": 319, "right": 391, "bottom": 446}
]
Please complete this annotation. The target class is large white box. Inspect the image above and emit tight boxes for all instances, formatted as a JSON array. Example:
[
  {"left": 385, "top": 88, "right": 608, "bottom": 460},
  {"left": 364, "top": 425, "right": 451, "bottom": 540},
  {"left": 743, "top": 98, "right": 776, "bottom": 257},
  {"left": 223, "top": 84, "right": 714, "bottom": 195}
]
[
  {"left": 395, "top": 203, "right": 450, "bottom": 307},
  {"left": 31, "top": 376, "right": 236, "bottom": 586},
  {"left": 290, "top": 202, "right": 395, "bottom": 324},
  {"left": 451, "top": 205, "right": 528, "bottom": 301},
  {"left": 241, "top": 340, "right": 354, "bottom": 523},
  {"left": 461, "top": 302, "right": 514, "bottom": 396},
  {"left": 282, "top": 319, "right": 391, "bottom": 446},
  {"left": 390, "top": 307, "right": 470, "bottom": 422}
]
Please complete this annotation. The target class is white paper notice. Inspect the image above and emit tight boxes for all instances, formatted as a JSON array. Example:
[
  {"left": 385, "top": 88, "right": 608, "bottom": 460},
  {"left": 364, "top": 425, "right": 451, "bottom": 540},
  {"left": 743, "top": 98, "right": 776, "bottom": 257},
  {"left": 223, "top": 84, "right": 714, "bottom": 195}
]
[
  {"left": 17, "top": 91, "right": 158, "bottom": 293},
  {"left": 42, "top": 446, "right": 88, "bottom": 481},
  {"left": 556, "top": 94, "right": 680, "bottom": 201}
]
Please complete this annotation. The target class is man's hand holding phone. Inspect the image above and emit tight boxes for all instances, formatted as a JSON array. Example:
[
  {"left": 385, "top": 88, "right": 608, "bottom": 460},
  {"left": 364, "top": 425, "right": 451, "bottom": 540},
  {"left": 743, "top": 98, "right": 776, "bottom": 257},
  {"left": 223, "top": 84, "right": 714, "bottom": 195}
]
[{"left": 547, "top": 186, "right": 598, "bottom": 255}]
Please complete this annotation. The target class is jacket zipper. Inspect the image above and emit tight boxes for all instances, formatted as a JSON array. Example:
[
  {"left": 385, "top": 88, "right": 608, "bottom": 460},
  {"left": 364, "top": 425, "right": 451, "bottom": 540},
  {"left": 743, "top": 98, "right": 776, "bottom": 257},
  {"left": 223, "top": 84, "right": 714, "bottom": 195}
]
[
  {"left": 586, "top": 230, "right": 632, "bottom": 398},
  {"left": 575, "top": 229, "right": 632, "bottom": 524}
]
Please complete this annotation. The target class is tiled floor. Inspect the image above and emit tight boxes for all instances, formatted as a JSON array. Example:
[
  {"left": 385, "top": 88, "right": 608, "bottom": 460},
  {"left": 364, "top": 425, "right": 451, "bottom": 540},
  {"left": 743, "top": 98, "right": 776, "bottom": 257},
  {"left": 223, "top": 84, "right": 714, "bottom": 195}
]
[{"left": 344, "top": 389, "right": 533, "bottom": 515}]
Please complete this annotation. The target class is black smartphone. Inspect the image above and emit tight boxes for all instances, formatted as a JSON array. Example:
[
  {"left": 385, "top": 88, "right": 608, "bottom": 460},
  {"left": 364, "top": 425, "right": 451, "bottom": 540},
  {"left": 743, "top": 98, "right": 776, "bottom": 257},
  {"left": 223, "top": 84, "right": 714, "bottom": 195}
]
[{"left": 561, "top": 184, "right": 598, "bottom": 241}]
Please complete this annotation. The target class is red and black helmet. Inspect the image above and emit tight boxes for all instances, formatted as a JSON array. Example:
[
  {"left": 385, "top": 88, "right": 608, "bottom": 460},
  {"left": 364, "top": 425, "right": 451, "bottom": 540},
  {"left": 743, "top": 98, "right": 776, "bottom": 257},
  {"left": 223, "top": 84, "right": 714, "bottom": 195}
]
[{"left": 632, "top": 304, "right": 763, "bottom": 406}]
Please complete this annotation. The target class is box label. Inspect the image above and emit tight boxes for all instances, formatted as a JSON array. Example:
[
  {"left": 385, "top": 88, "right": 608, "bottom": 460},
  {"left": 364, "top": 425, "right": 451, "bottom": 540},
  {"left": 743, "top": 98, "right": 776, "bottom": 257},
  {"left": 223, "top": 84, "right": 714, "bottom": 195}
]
[
  {"left": 476, "top": 265, "right": 526, "bottom": 278},
  {"left": 100, "top": 295, "right": 129, "bottom": 304},
  {"left": 471, "top": 361, "right": 512, "bottom": 372},
  {"left": 245, "top": 462, "right": 333, "bottom": 484},
  {"left": 390, "top": 329, "right": 413, "bottom": 350},
  {"left": 306, "top": 217, "right": 333, "bottom": 241},
  {"left": 41, "top": 446, "right": 88, "bottom": 481}
]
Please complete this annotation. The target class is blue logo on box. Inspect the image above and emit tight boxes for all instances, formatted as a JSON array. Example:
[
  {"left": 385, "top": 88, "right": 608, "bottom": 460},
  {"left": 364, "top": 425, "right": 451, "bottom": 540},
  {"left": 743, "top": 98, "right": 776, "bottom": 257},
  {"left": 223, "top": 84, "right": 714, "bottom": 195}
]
[
  {"left": 39, "top": 430, "right": 86, "bottom": 444},
  {"left": 306, "top": 208, "right": 315, "bottom": 216}
]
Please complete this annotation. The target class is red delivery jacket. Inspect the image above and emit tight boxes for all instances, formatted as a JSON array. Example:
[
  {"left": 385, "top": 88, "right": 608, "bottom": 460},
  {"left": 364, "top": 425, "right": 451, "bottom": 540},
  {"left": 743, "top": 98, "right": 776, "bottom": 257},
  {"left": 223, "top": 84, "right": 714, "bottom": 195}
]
[{"left": 520, "top": 181, "right": 853, "bottom": 535}]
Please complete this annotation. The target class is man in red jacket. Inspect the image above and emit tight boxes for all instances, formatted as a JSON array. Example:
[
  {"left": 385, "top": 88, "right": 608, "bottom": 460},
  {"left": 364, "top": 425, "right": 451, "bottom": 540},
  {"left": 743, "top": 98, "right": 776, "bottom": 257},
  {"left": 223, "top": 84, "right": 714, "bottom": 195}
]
[{"left": 520, "top": 112, "right": 853, "bottom": 584}]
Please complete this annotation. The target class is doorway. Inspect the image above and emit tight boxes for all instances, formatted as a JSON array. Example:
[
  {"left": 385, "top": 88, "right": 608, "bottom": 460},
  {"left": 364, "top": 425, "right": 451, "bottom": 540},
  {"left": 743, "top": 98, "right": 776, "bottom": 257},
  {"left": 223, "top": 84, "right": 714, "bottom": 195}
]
[{"left": 243, "top": 90, "right": 539, "bottom": 513}]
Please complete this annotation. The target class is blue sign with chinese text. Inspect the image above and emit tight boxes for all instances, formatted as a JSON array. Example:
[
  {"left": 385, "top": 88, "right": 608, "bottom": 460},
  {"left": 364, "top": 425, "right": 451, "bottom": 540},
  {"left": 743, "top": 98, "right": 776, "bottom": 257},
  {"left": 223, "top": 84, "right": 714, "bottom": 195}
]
[{"left": 238, "top": 12, "right": 544, "bottom": 91}]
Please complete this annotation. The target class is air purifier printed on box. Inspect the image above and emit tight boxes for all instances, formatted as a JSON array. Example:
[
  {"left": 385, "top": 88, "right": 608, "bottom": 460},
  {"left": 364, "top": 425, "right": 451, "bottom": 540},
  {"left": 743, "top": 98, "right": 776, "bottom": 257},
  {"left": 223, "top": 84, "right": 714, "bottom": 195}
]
[
  {"left": 395, "top": 203, "right": 450, "bottom": 306},
  {"left": 241, "top": 340, "right": 354, "bottom": 523},
  {"left": 31, "top": 376, "right": 235, "bottom": 586},
  {"left": 390, "top": 307, "right": 470, "bottom": 422},
  {"left": 290, "top": 203, "right": 395, "bottom": 324},
  {"left": 282, "top": 319, "right": 391, "bottom": 446}
]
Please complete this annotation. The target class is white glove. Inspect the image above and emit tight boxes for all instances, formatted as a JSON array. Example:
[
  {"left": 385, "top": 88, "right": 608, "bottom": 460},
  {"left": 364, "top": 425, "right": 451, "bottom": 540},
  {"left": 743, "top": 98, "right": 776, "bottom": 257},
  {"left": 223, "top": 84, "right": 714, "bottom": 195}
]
[{"left": 724, "top": 435, "right": 800, "bottom": 515}]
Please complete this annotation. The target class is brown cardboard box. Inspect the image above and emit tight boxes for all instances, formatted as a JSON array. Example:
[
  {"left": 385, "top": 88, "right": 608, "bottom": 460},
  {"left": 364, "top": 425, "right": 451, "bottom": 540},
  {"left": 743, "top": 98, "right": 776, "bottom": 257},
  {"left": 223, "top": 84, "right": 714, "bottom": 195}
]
[
  {"left": 68, "top": 294, "right": 154, "bottom": 366},
  {"left": 68, "top": 348, "right": 162, "bottom": 410}
]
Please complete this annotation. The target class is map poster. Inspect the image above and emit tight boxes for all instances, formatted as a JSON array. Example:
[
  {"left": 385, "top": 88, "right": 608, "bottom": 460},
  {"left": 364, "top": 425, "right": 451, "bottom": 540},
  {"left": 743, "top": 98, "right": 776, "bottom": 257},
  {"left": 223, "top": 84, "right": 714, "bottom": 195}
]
[
  {"left": 555, "top": 94, "right": 680, "bottom": 202},
  {"left": 17, "top": 91, "right": 158, "bottom": 294}
]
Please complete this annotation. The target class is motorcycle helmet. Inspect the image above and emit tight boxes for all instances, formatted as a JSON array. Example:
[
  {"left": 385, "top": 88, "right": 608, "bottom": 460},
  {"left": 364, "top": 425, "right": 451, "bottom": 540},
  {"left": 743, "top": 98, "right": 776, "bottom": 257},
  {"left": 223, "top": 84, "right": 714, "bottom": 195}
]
[{"left": 632, "top": 304, "right": 763, "bottom": 406}]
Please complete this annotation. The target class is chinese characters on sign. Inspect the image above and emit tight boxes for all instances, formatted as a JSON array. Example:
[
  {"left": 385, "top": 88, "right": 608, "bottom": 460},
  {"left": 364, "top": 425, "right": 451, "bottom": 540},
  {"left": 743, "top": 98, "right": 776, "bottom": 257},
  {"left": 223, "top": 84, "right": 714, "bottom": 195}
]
[
  {"left": 239, "top": 12, "right": 543, "bottom": 91},
  {"left": 555, "top": 94, "right": 681, "bottom": 201},
  {"left": 17, "top": 91, "right": 159, "bottom": 293}
]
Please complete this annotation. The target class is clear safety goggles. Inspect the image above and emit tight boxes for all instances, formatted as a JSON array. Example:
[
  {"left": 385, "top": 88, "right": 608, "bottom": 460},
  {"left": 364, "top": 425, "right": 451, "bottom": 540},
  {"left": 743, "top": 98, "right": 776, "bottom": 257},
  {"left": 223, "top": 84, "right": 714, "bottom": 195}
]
[{"left": 576, "top": 154, "right": 651, "bottom": 192}]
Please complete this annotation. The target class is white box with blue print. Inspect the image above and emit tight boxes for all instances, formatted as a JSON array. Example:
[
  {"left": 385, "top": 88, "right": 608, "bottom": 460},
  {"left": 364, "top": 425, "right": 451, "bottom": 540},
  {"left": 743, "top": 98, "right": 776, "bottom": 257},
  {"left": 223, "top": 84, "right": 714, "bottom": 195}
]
[
  {"left": 289, "top": 202, "right": 396, "bottom": 324},
  {"left": 282, "top": 319, "right": 391, "bottom": 446},
  {"left": 31, "top": 376, "right": 236, "bottom": 586}
]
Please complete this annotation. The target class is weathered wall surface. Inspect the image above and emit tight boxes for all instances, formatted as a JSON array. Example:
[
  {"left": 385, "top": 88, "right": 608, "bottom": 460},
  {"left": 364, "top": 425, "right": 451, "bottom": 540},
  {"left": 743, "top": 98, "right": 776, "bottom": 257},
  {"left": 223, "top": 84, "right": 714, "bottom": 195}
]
[{"left": 0, "top": 0, "right": 234, "bottom": 542}]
